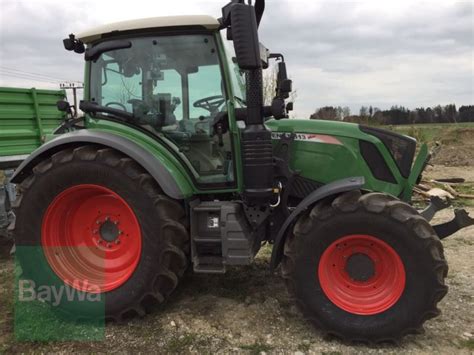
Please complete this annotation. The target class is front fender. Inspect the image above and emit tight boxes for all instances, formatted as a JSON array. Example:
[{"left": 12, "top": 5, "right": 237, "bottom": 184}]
[
  {"left": 270, "top": 176, "right": 365, "bottom": 270},
  {"left": 11, "top": 130, "right": 193, "bottom": 200}
]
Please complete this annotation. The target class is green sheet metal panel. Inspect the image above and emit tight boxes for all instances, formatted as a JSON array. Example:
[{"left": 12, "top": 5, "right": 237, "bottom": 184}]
[{"left": 0, "top": 87, "right": 66, "bottom": 157}]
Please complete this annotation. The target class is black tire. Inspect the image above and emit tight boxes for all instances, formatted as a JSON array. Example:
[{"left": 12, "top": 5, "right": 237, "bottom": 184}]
[
  {"left": 281, "top": 190, "right": 448, "bottom": 342},
  {"left": 13, "top": 145, "right": 189, "bottom": 321}
]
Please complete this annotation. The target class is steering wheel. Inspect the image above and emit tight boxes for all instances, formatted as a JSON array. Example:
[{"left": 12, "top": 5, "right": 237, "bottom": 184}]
[
  {"left": 105, "top": 102, "right": 128, "bottom": 111},
  {"left": 193, "top": 95, "right": 226, "bottom": 114}
]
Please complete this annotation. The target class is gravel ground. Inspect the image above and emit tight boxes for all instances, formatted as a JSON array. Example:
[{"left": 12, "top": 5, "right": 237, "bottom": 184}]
[{"left": 0, "top": 166, "right": 473, "bottom": 354}]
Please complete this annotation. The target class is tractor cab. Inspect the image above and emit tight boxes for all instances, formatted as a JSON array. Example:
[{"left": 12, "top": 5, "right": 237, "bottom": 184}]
[
  {"left": 64, "top": 13, "right": 290, "bottom": 189},
  {"left": 75, "top": 16, "right": 245, "bottom": 185}
]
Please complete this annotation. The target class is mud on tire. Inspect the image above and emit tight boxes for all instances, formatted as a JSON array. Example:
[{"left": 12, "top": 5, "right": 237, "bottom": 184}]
[
  {"left": 13, "top": 145, "right": 189, "bottom": 321},
  {"left": 281, "top": 190, "right": 448, "bottom": 342}
]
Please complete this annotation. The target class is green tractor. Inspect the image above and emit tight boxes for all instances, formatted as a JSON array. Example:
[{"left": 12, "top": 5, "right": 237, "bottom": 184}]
[{"left": 11, "top": 0, "right": 473, "bottom": 342}]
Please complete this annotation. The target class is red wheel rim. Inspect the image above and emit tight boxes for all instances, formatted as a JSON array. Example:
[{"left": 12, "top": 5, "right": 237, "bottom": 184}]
[
  {"left": 318, "top": 234, "right": 405, "bottom": 315},
  {"left": 42, "top": 184, "right": 142, "bottom": 293}
]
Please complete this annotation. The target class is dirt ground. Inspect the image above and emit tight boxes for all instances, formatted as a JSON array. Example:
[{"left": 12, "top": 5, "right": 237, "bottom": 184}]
[
  {"left": 0, "top": 165, "right": 473, "bottom": 354},
  {"left": 430, "top": 128, "right": 474, "bottom": 167}
]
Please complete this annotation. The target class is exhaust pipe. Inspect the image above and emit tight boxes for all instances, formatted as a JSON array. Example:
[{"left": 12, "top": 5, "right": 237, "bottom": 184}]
[{"left": 221, "top": 1, "right": 273, "bottom": 205}]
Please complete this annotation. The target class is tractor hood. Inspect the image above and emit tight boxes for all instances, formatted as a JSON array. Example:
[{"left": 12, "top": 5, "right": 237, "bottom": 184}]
[
  {"left": 265, "top": 118, "right": 426, "bottom": 201},
  {"left": 266, "top": 118, "right": 370, "bottom": 141}
]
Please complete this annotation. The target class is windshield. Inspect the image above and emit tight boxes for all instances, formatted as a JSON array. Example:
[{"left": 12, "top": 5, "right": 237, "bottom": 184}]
[
  {"left": 89, "top": 34, "right": 236, "bottom": 185},
  {"left": 90, "top": 34, "right": 226, "bottom": 123}
]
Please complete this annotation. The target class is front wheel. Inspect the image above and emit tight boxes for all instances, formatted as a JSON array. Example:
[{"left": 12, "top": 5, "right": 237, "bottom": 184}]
[{"left": 282, "top": 191, "right": 448, "bottom": 342}]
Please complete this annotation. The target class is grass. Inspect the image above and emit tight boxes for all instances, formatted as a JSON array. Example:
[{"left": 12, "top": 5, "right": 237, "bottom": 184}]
[
  {"left": 387, "top": 122, "right": 474, "bottom": 145},
  {"left": 239, "top": 341, "right": 273, "bottom": 354},
  {"left": 165, "top": 332, "right": 219, "bottom": 353},
  {"left": 460, "top": 339, "right": 474, "bottom": 350},
  {"left": 165, "top": 333, "right": 198, "bottom": 353},
  {"left": 0, "top": 258, "right": 14, "bottom": 353}
]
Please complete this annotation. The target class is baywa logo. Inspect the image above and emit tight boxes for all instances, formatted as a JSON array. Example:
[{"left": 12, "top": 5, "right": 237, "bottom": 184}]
[
  {"left": 14, "top": 246, "right": 105, "bottom": 341},
  {"left": 18, "top": 279, "right": 102, "bottom": 306}
]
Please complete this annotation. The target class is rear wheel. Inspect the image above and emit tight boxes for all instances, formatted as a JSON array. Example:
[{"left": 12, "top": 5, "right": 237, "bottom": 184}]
[
  {"left": 282, "top": 191, "right": 448, "bottom": 342},
  {"left": 14, "top": 145, "right": 189, "bottom": 321}
]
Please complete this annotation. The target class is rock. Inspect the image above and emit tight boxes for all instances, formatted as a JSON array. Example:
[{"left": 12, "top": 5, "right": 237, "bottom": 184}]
[
  {"left": 463, "top": 332, "right": 473, "bottom": 338},
  {"left": 170, "top": 320, "right": 176, "bottom": 327},
  {"left": 294, "top": 352, "right": 305, "bottom": 355}
]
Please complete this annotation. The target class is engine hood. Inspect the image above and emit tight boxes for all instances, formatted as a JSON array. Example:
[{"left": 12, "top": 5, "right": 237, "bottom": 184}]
[{"left": 265, "top": 118, "right": 369, "bottom": 141}]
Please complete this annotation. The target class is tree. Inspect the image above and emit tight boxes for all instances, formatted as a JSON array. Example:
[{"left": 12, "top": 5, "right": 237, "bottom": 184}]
[
  {"left": 262, "top": 65, "right": 297, "bottom": 107},
  {"left": 459, "top": 105, "right": 474, "bottom": 122},
  {"left": 444, "top": 104, "right": 457, "bottom": 123},
  {"left": 433, "top": 105, "right": 444, "bottom": 123},
  {"left": 360, "top": 106, "right": 369, "bottom": 117},
  {"left": 342, "top": 106, "right": 351, "bottom": 118},
  {"left": 310, "top": 106, "right": 338, "bottom": 120},
  {"left": 262, "top": 65, "right": 277, "bottom": 105}
]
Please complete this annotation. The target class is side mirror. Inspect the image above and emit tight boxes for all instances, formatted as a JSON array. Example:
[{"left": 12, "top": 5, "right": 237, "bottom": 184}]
[
  {"left": 277, "top": 61, "right": 288, "bottom": 82},
  {"left": 56, "top": 100, "right": 73, "bottom": 115},
  {"left": 279, "top": 79, "right": 292, "bottom": 96},
  {"left": 227, "top": 3, "right": 261, "bottom": 70},
  {"left": 63, "top": 34, "right": 85, "bottom": 54},
  {"left": 271, "top": 97, "right": 286, "bottom": 119}
]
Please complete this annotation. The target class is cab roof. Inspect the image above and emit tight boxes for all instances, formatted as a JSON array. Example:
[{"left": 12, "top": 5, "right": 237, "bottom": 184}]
[{"left": 77, "top": 15, "right": 221, "bottom": 44}]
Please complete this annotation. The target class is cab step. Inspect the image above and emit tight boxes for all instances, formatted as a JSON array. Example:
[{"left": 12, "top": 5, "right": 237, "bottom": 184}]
[{"left": 190, "top": 200, "right": 255, "bottom": 274}]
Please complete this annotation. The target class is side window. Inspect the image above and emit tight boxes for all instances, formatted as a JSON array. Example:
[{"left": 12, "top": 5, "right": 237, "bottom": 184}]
[
  {"left": 188, "top": 65, "right": 224, "bottom": 118},
  {"left": 154, "top": 69, "right": 183, "bottom": 121}
]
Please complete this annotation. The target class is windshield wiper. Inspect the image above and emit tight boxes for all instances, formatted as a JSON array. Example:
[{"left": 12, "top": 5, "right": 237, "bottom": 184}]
[{"left": 80, "top": 101, "right": 134, "bottom": 122}]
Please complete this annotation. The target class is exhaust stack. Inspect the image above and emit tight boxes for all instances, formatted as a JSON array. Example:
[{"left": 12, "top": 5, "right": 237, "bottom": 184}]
[{"left": 220, "top": 1, "right": 273, "bottom": 205}]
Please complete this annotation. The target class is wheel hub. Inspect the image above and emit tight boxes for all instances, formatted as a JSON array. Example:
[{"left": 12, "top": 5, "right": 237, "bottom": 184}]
[
  {"left": 99, "top": 219, "right": 120, "bottom": 242},
  {"left": 345, "top": 253, "right": 375, "bottom": 282}
]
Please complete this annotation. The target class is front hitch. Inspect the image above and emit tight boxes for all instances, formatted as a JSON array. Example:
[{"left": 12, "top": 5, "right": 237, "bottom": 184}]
[
  {"left": 420, "top": 196, "right": 451, "bottom": 221},
  {"left": 432, "top": 209, "right": 474, "bottom": 240},
  {"left": 418, "top": 195, "right": 473, "bottom": 240}
]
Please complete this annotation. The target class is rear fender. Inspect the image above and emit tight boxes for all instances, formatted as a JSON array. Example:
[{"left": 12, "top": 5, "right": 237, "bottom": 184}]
[{"left": 11, "top": 130, "right": 192, "bottom": 200}]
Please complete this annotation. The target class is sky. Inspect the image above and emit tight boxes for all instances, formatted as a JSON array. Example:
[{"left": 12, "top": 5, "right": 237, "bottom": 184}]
[{"left": 0, "top": 0, "right": 472, "bottom": 118}]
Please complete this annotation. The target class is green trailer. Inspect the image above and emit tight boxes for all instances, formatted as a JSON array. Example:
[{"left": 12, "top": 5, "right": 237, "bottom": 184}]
[
  {"left": 0, "top": 87, "right": 66, "bottom": 169},
  {"left": 0, "top": 87, "right": 66, "bottom": 234}
]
